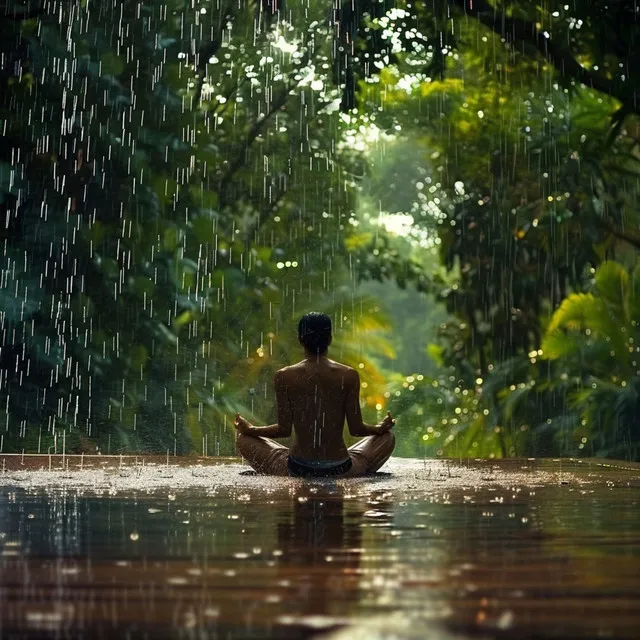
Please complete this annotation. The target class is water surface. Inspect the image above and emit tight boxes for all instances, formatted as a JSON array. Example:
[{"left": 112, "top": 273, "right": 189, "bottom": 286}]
[{"left": 1, "top": 457, "right": 639, "bottom": 639}]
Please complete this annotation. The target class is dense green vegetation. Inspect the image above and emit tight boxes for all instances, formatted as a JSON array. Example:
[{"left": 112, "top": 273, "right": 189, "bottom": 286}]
[{"left": 1, "top": 0, "right": 638, "bottom": 459}]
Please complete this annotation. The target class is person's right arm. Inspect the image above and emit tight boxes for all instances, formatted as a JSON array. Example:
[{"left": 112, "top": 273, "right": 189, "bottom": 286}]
[
  {"left": 233, "top": 371, "right": 292, "bottom": 439},
  {"left": 345, "top": 369, "right": 395, "bottom": 437}
]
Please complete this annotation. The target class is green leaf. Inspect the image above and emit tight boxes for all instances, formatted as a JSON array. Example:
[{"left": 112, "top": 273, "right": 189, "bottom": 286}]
[
  {"left": 594, "top": 260, "right": 630, "bottom": 320},
  {"left": 156, "top": 37, "right": 177, "bottom": 50},
  {"left": 101, "top": 52, "right": 124, "bottom": 76},
  {"left": 546, "top": 293, "right": 597, "bottom": 334},
  {"left": 163, "top": 227, "right": 179, "bottom": 251},
  {"left": 173, "top": 310, "right": 194, "bottom": 329},
  {"left": 148, "top": 320, "right": 178, "bottom": 346},
  {"left": 541, "top": 330, "right": 580, "bottom": 361},
  {"left": 129, "top": 275, "right": 155, "bottom": 298},
  {"left": 426, "top": 342, "right": 444, "bottom": 366},
  {"left": 128, "top": 344, "right": 149, "bottom": 370},
  {"left": 0, "top": 162, "right": 19, "bottom": 195}
]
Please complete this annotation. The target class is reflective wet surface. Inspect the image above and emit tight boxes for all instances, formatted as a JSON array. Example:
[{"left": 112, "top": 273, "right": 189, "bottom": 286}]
[{"left": 1, "top": 457, "right": 639, "bottom": 639}]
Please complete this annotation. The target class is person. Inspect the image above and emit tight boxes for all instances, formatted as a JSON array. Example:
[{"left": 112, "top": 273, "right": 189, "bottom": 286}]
[{"left": 234, "top": 311, "right": 396, "bottom": 477}]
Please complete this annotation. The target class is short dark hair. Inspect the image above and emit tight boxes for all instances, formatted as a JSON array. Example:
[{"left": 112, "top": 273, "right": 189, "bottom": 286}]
[{"left": 298, "top": 312, "right": 332, "bottom": 354}]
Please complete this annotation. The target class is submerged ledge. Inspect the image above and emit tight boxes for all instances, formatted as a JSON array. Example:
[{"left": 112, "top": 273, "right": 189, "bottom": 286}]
[{"left": 1, "top": 454, "right": 638, "bottom": 494}]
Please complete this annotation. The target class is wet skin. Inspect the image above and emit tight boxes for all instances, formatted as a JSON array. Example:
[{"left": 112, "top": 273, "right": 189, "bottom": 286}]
[{"left": 234, "top": 344, "right": 394, "bottom": 462}]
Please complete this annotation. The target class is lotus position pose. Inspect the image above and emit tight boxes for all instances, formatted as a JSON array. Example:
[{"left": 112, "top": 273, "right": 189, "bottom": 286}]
[{"left": 234, "top": 312, "right": 396, "bottom": 477}]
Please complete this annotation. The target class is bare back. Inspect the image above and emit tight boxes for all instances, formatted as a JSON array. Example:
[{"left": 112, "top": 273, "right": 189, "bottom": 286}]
[{"left": 276, "top": 358, "right": 359, "bottom": 461}]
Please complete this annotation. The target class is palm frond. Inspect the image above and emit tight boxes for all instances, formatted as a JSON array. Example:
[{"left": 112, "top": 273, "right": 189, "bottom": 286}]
[
  {"left": 594, "top": 260, "right": 630, "bottom": 322},
  {"left": 546, "top": 293, "right": 598, "bottom": 334},
  {"left": 541, "top": 330, "right": 581, "bottom": 360},
  {"left": 545, "top": 291, "right": 627, "bottom": 361}
]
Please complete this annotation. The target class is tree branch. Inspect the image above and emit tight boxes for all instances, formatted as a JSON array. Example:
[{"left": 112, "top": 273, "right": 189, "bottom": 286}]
[
  {"left": 593, "top": 217, "right": 640, "bottom": 251},
  {"left": 193, "top": 40, "right": 220, "bottom": 110},
  {"left": 218, "top": 87, "right": 289, "bottom": 190},
  {"left": 213, "top": 77, "right": 249, "bottom": 117},
  {"left": 217, "top": 42, "right": 321, "bottom": 192},
  {"left": 192, "top": 0, "right": 237, "bottom": 110},
  {"left": 449, "top": 0, "right": 636, "bottom": 112}
]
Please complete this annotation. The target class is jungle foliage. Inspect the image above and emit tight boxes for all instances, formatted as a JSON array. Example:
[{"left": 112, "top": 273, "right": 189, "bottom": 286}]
[
  {"left": 349, "top": 0, "right": 640, "bottom": 458},
  {"left": 0, "top": 0, "right": 391, "bottom": 454},
  {"left": 1, "top": 0, "right": 639, "bottom": 460}
]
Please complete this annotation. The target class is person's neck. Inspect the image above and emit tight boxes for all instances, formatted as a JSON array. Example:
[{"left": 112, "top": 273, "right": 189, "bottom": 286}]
[{"left": 303, "top": 350, "right": 328, "bottom": 361}]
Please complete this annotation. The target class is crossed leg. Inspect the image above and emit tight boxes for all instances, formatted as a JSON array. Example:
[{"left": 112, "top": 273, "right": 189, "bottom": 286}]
[
  {"left": 236, "top": 431, "right": 396, "bottom": 477},
  {"left": 235, "top": 433, "right": 289, "bottom": 476},
  {"left": 344, "top": 431, "right": 395, "bottom": 477}
]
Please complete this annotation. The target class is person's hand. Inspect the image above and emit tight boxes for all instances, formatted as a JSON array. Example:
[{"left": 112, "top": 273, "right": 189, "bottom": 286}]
[
  {"left": 234, "top": 413, "right": 253, "bottom": 435},
  {"left": 379, "top": 411, "right": 395, "bottom": 432}
]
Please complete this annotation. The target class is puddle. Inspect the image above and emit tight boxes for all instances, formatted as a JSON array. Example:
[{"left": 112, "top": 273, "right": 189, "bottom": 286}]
[{"left": 0, "top": 457, "right": 639, "bottom": 638}]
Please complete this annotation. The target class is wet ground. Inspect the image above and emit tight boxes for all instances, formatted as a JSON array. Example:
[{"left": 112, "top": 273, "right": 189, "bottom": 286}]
[{"left": 1, "top": 456, "right": 639, "bottom": 639}]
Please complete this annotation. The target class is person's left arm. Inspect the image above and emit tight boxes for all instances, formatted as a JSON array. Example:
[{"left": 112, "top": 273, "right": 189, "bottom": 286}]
[{"left": 234, "top": 371, "right": 293, "bottom": 438}]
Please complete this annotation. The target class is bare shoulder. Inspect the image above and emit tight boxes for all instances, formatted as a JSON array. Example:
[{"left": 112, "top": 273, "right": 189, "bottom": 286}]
[
  {"left": 328, "top": 360, "right": 358, "bottom": 381},
  {"left": 327, "top": 359, "right": 353, "bottom": 372},
  {"left": 273, "top": 365, "right": 295, "bottom": 383},
  {"left": 275, "top": 365, "right": 293, "bottom": 373}
]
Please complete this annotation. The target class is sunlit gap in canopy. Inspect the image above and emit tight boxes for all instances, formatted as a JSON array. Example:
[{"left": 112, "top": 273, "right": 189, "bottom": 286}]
[
  {"left": 193, "top": 21, "right": 342, "bottom": 110},
  {"left": 339, "top": 113, "right": 446, "bottom": 249}
]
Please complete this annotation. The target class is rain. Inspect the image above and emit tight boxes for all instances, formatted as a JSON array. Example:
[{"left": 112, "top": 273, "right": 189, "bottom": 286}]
[{"left": 1, "top": 0, "right": 640, "bottom": 637}]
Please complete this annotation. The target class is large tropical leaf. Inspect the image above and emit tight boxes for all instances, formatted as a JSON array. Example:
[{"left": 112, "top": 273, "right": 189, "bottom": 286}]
[
  {"left": 546, "top": 293, "right": 598, "bottom": 334},
  {"left": 594, "top": 260, "right": 630, "bottom": 322},
  {"left": 542, "top": 278, "right": 631, "bottom": 368},
  {"left": 540, "top": 330, "right": 581, "bottom": 361}
]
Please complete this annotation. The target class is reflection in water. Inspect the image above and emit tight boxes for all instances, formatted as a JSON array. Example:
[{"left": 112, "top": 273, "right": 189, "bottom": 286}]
[
  {"left": 0, "top": 483, "right": 381, "bottom": 638},
  {"left": 1, "top": 463, "right": 640, "bottom": 639},
  {"left": 274, "top": 485, "right": 368, "bottom": 630}
]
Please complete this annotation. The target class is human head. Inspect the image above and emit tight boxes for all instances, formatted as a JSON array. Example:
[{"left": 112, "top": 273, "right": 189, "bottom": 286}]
[{"left": 298, "top": 312, "right": 332, "bottom": 355}]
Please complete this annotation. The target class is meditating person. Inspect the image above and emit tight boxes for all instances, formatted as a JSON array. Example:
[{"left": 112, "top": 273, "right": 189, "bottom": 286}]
[{"left": 234, "top": 311, "right": 396, "bottom": 477}]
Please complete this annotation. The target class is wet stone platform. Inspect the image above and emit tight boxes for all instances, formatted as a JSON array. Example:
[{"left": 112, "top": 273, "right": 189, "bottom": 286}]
[{"left": 0, "top": 456, "right": 639, "bottom": 639}]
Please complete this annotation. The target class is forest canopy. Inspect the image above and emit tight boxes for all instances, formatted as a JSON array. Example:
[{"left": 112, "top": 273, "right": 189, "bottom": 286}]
[{"left": 1, "top": 0, "right": 639, "bottom": 459}]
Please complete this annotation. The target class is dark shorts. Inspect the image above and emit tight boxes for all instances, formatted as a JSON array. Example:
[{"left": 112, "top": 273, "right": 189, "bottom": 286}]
[
  {"left": 287, "top": 455, "right": 353, "bottom": 478},
  {"left": 236, "top": 431, "right": 395, "bottom": 477}
]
